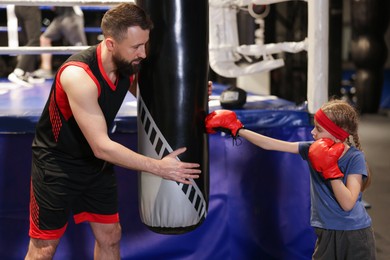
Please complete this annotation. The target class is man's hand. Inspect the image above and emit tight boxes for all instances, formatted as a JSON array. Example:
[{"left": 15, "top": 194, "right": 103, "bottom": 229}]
[
  {"left": 157, "top": 147, "right": 201, "bottom": 184},
  {"left": 309, "top": 138, "right": 345, "bottom": 180}
]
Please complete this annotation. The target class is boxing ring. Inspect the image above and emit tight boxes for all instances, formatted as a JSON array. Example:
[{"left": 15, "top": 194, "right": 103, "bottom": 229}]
[{"left": 0, "top": 81, "right": 316, "bottom": 259}]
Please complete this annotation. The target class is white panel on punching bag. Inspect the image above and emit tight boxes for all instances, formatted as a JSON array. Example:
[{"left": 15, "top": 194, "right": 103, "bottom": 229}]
[
  {"left": 137, "top": 94, "right": 207, "bottom": 229},
  {"left": 136, "top": 0, "right": 209, "bottom": 234}
]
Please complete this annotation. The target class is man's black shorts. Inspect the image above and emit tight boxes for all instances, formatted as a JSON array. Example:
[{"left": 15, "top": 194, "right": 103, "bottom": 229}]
[{"left": 29, "top": 156, "right": 119, "bottom": 239}]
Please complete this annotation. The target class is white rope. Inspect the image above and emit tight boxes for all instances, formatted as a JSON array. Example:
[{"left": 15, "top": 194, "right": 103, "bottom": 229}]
[
  {"left": 0, "top": 0, "right": 133, "bottom": 6},
  {"left": 0, "top": 46, "right": 90, "bottom": 55},
  {"left": 1, "top": 0, "right": 125, "bottom": 55}
]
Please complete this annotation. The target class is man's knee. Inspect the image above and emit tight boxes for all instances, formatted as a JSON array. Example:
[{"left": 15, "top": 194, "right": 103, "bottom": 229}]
[
  {"left": 94, "top": 223, "right": 122, "bottom": 247},
  {"left": 105, "top": 223, "right": 121, "bottom": 246},
  {"left": 25, "top": 238, "right": 59, "bottom": 260}
]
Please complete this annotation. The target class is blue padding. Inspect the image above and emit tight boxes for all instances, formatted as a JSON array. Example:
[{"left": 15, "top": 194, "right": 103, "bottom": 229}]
[
  {"left": 0, "top": 82, "right": 310, "bottom": 133},
  {"left": 0, "top": 81, "right": 138, "bottom": 133},
  {"left": 0, "top": 129, "right": 316, "bottom": 259},
  {"left": 84, "top": 27, "right": 102, "bottom": 33},
  {"left": 0, "top": 81, "right": 316, "bottom": 259}
]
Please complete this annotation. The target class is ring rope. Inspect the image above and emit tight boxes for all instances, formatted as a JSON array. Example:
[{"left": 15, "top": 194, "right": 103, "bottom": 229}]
[
  {"left": 0, "top": 0, "right": 133, "bottom": 6},
  {"left": 0, "top": 46, "right": 90, "bottom": 55},
  {"left": 1, "top": 0, "right": 128, "bottom": 55}
]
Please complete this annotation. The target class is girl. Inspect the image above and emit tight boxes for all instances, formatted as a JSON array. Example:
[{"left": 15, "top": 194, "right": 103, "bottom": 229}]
[{"left": 206, "top": 99, "right": 376, "bottom": 259}]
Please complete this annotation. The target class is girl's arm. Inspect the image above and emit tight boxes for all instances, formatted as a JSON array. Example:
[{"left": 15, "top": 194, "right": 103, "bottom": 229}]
[
  {"left": 205, "top": 109, "right": 299, "bottom": 154},
  {"left": 238, "top": 128, "right": 299, "bottom": 154},
  {"left": 330, "top": 174, "right": 363, "bottom": 211}
]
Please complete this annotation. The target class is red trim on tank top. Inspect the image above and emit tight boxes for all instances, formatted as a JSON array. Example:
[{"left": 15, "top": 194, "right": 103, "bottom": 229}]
[
  {"left": 97, "top": 43, "right": 117, "bottom": 91},
  {"left": 56, "top": 61, "right": 101, "bottom": 120},
  {"left": 130, "top": 74, "right": 134, "bottom": 84}
]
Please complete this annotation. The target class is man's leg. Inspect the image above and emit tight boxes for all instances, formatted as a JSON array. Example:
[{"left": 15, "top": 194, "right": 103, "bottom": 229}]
[
  {"left": 90, "top": 222, "right": 121, "bottom": 260},
  {"left": 25, "top": 238, "right": 60, "bottom": 260},
  {"left": 39, "top": 35, "right": 53, "bottom": 72}
]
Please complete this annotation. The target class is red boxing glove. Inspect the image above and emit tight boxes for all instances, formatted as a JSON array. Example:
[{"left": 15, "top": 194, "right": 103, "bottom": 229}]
[
  {"left": 205, "top": 110, "right": 244, "bottom": 137},
  {"left": 308, "top": 138, "right": 345, "bottom": 180}
]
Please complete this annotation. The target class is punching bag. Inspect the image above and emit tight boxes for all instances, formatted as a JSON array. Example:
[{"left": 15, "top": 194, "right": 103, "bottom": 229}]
[{"left": 136, "top": 0, "right": 209, "bottom": 234}]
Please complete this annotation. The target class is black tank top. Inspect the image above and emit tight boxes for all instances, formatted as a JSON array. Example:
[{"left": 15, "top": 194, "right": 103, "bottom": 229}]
[{"left": 32, "top": 44, "right": 133, "bottom": 173}]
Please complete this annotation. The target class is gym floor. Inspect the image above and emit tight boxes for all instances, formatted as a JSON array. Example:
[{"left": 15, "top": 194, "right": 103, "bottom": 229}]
[{"left": 359, "top": 112, "right": 390, "bottom": 260}]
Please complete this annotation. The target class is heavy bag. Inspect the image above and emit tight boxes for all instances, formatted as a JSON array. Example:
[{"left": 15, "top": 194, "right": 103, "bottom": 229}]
[{"left": 136, "top": 0, "right": 209, "bottom": 234}]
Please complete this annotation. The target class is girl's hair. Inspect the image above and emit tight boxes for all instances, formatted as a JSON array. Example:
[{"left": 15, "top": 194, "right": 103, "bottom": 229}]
[
  {"left": 321, "top": 99, "right": 371, "bottom": 191},
  {"left": 101, "top": 3, "right": 154, "bottom": 42}
]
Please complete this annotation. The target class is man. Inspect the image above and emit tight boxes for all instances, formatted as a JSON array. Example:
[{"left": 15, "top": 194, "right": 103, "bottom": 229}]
[{"left": 26, "top": 4, "right": 201, "bottom": 259}]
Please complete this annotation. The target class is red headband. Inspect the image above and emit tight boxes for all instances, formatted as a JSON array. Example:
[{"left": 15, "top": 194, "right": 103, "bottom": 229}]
[{"left": 314, "top": 109, "right": 349, "bottom": 141}]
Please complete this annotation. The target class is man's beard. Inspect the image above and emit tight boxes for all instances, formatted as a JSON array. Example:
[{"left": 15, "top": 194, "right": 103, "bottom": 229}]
[{"left": 113, "top": 54, "right": 142, "bottom": 76}]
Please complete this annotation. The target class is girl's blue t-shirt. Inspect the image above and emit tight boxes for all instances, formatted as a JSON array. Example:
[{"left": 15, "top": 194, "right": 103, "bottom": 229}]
[{"left": 299, "top": 142, "right": 372, "bottom": 230}]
